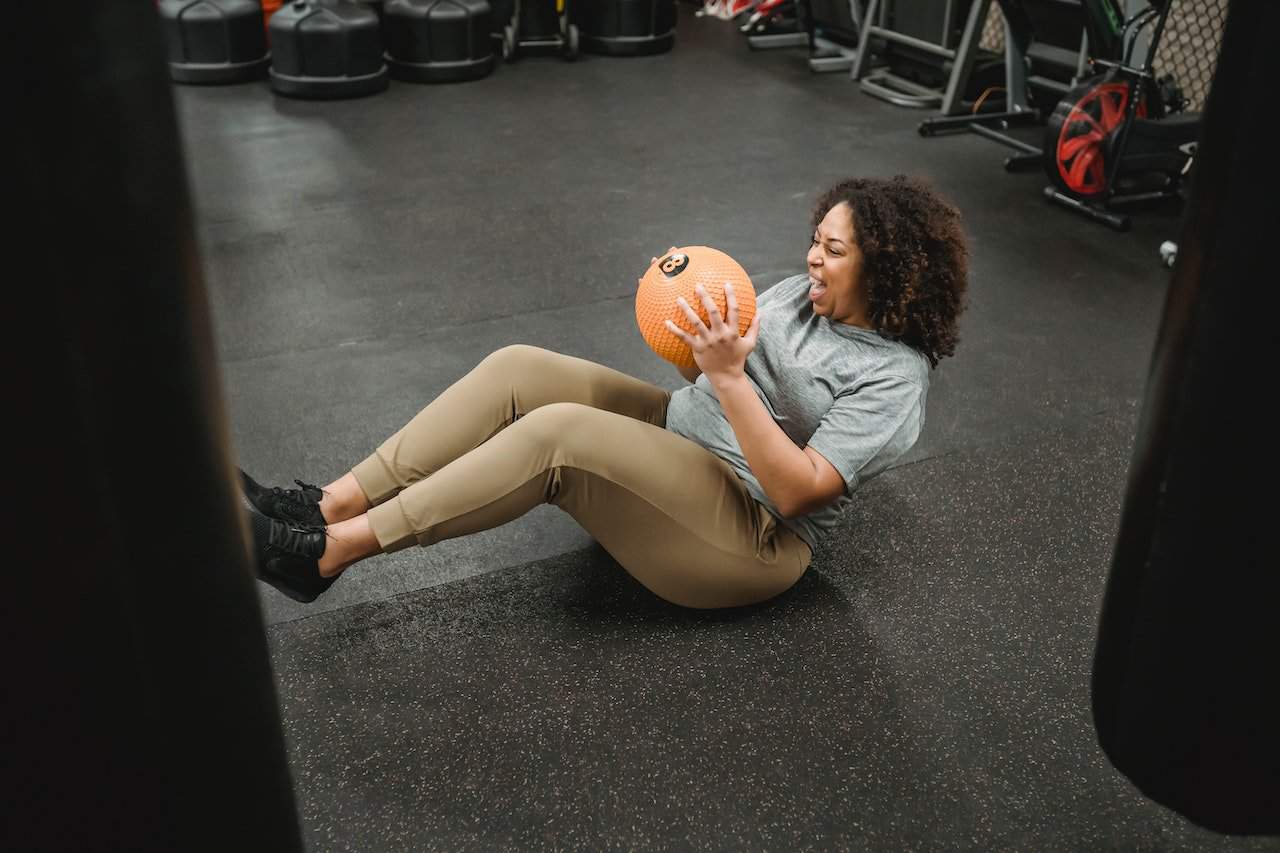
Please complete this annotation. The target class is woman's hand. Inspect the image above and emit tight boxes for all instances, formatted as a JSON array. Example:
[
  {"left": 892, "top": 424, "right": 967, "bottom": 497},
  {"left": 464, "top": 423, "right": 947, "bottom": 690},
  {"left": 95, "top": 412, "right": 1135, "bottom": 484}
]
[{"left": 665, "top": 281, "right": 761, "bottom": 385}]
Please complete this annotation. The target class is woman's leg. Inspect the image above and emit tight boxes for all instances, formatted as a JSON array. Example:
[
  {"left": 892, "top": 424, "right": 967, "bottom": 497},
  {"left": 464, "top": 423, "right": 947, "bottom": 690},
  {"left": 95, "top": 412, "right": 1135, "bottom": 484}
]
[
  {"left": 325, "top": 401, "right": 813, "bottom": 609},
  {"left": 322, "top": 344, "right": 671, "bottom": 523}
]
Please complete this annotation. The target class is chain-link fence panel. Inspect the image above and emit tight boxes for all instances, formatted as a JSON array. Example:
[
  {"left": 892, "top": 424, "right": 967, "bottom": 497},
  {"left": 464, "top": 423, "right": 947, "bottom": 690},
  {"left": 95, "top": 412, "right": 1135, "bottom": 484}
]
[
  {"left": 980, "top": 1, "right": 1006, "bottom": 53},
  {"left": 1154, "top": 0, "right": 1228, "bottom": 113},
  {"left": 952, "top": 0, "right": 1224, "bottom": 113}
]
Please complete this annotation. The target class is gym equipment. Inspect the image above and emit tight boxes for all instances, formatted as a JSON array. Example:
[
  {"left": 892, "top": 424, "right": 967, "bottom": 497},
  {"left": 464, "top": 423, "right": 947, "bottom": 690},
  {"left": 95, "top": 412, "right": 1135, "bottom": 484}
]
[
  {"left": 746, "top": 1, "right": 866, "bottom": 75},
  {"left": 10, "top": 1, "right": 303, "bottom": 848},
  {"left": 159, "top": 0, "right": 271, "bottom": 84},
  {"left": 264, "top": 0, "right": 286, "bottom": 34},
  {"left": 805, "top": 0, "right": 864, "bottom": 71},
  {"left": 635, "top": 246, "right": 757, "bottom": 369},
  {"left": 353, "top": 0, "right": 386, "bottom": 19},
  {"left": 698, "top": 0, "right": 754, "bottom": 20},
  {"left": 1092, "top": 1, "right": 1280, "bottom": 834},
  {"left": 852, "top": 0, "right": 991, "bottom": 108},
  {"left": 351, "top": 0, "right": 387, "bottom": 37},
  {"left": 1041, "top": 0, "right": 1201, "bottom": 230},
  {"left": 918, "top": 0, "right": 1088, "bottom": 171},
  {"left": 574, "top": 0, "right": 677, "bottom": 56},
  {"left": 269, "top": 0, "right": 390, "bottom": 98},
  {"left": 739, "top": 0, "right": 797, "bottom": 38},
  {"left": 744, "top": 1, "right": 809, "bottom": 52},
  {"left": 383, "top": 0, "right": 496, "bottom": 82},
  {"left": 492, "top": 0, "right": 580, "bottom": 61}
]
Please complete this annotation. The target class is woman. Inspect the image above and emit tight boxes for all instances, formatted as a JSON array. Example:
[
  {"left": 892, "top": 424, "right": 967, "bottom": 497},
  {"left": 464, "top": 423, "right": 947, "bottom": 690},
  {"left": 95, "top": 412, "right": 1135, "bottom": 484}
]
[{"left": 243, "top": 175, "right": 968, "bottom": 609}]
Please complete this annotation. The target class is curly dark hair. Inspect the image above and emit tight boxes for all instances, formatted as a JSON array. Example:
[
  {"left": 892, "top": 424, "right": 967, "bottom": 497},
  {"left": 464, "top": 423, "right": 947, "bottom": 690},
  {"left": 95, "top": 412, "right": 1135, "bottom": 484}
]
[{"left": 810, "top": 175, "right": 968, "bottom": 368}]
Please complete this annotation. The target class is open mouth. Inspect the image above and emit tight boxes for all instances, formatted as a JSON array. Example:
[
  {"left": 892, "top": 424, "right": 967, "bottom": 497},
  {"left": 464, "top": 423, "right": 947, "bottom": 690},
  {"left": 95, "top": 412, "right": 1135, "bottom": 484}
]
[{"left": 808, "top": 276, "right": 827, "bottom": 299}]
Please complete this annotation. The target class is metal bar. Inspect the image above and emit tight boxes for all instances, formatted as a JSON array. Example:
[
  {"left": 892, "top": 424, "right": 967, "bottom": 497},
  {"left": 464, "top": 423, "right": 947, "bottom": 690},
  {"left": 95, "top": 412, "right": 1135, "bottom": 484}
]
[
  {"left": 860, "top": 72, "right": 943, "bottom": 107},
  {"left": 1075, "top": 30, "right": 1090, "bottom": 83},
  {"left": 748, "top": 32, "right": 808, "bottom": 49},
  {"left": 1026, "top": 74, "right": 1072, "bottom": 95},
  {"left": 862, "top": 24, "right": 957, "bottom": 59},
  {"left": 1043, "top": 187, "right": 1131, "bottom": 229},
  {"left": 1004, "top": 1, "right": 1030, "bottom": 110},
  {"left": 920, "top": 108, "right": 1033, "bottom": 134},
  {"left": 939, "top": 0, "right": 993, "bottom": 116},
  {"left": 850, "top": 0, "right": 879, "bottom": 80},
  {"left": 1003, "top": 151, "right": 1043, "bottom": 172},
  {"left": 970, "top": 122, "right": 1041, "bottom": 154}
]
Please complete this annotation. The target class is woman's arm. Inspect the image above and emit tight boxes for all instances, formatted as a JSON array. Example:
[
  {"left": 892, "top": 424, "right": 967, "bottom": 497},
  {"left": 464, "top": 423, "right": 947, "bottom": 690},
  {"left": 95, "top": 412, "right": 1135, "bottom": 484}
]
[
  {"left": 676, "top": 363, "right": 702, "bottom": 383},
  {"left": 710, "top": 375, "right": 815, "bottom": 518}
]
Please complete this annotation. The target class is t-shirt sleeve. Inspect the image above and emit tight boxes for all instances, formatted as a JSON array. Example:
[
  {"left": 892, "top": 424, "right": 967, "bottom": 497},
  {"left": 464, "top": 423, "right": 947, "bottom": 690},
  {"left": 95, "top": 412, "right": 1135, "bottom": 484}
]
[{"left": 804, "top": 374, "right": 924, "bottom": 495}]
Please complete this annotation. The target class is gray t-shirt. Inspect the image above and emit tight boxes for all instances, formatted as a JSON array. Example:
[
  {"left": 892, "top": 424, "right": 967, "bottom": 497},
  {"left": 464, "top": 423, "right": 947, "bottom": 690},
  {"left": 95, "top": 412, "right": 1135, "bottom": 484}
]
[{"left": 664, "top": 273, "right": 930, "bottom": 551}]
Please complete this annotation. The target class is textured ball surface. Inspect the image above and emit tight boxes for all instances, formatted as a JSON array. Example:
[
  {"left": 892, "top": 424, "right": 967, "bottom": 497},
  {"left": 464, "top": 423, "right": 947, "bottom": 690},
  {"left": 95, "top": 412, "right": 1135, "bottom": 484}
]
[{"left": 635, "top": 246, "right": 757, "bottom": 369}]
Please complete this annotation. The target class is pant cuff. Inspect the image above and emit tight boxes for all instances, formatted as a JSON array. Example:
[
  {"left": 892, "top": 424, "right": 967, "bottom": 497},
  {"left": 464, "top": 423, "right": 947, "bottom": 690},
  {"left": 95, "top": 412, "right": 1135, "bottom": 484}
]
[
  {"left": 351, "top": 452, "right": 401, "bottom": 508},
  {"left": 366, "top": 498, "right": 420, "bottom": 553}
]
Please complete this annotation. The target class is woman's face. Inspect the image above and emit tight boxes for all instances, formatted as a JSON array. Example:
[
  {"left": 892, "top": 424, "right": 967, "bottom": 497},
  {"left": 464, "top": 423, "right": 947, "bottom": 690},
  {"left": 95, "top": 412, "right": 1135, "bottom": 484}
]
[{"left": 806, "top": 201, "right": 869, "bottom": 327}]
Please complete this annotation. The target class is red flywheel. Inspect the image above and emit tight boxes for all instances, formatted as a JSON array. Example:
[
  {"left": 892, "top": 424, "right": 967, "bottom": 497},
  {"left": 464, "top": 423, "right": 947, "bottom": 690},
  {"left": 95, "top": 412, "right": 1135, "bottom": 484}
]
[{"left": 1044, "top": 76, "right": 1149, "bottom": 199}]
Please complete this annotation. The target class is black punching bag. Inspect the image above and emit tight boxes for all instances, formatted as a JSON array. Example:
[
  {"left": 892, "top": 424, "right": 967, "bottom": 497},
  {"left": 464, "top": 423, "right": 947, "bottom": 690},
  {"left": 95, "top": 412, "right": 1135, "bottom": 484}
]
[
  {"left": 1091, "top": 1, "right": 1280, "bottom": 836},
  {"left": 2, "top": 3, "right": 303, "bottom": 852}
]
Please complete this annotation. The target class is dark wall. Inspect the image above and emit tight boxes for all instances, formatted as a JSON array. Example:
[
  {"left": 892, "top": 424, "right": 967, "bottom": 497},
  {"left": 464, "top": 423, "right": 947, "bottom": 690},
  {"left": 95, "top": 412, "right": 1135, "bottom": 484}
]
[
  {"left": 3, "top": 3, "right": 303, "bottom": 851},
  {"left": 1092, "top": 0, "right": 1280, "bottom": 836}
]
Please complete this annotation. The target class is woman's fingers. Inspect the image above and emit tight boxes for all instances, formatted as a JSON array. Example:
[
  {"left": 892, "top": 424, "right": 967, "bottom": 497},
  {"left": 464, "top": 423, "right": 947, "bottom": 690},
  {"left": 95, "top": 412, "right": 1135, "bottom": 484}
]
[
  {"left": 668, "top": 283, "right": 741, "bottom": 347},
  {"left": 675, "top": 283, "right": 736, "bottom": 335},
  {"left": 696, "top": 285, "right": 721, "bottom": 328},
  {"left": 674, "top": 295, "right": 710, "bottom": 338},
  {"left": 665, "top": 318, "right": 698, "bottom": 347}
]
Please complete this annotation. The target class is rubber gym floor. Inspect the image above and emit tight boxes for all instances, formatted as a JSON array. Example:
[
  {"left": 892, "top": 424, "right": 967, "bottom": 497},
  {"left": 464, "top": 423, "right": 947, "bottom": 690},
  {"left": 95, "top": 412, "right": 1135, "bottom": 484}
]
[{"left": 177, "top": 11, "right": 1268, "bottom": 853}]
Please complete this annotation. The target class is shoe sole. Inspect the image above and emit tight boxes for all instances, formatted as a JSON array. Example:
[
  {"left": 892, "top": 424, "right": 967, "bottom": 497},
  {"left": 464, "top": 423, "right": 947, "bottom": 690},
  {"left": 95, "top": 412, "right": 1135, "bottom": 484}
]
[{"left": 259, "top": 569, "right": 321, "bottom": 604}]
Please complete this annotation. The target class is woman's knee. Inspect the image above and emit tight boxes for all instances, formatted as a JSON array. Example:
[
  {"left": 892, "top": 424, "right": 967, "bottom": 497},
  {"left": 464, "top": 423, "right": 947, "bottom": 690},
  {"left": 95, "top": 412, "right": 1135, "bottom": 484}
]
[
  {"left": 472, "top": 345, "right": 550, "bottom": 396},
  {"left": 516, "top": 401, "right": 591, "bottom": 437},
  {"left": 483, "top": 343, "right": 553, "bottom": 373}
]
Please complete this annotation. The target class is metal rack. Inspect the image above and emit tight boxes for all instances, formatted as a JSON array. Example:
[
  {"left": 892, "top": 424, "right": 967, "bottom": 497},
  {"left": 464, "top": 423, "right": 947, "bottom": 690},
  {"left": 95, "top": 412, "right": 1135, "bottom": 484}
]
[
  {"left": 918, "top": 0, "right": 1089, "bottom": 171},
  {"left": 748, "top": 1, "right": 866, "bottom": 74}
]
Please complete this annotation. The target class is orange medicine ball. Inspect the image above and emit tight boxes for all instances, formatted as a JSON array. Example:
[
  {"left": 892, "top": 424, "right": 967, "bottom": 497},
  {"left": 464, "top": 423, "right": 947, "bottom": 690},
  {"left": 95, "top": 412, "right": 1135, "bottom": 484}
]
[{"left": 635, "top": 246, "right": 757, "bottom": 369}]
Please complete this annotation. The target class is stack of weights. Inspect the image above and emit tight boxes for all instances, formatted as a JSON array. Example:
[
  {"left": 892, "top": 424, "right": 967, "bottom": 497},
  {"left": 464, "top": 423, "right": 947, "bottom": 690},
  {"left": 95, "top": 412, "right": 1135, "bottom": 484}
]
[
  {"left": 353, "top": 0, "right": 387, "bottom": 21},
  {"left": 574, "top": 0, "right": 676, "bottom": 56},
  {"left": 383, "top": 0, "right": 496, "bottom": 82},
  {"left": 635, "top": 246, "right": 757, "bottom": 369},
  {"left": 159, "top": 0, "right": 271, "bottom": 83},
  {"left": 269, "top": 0, "right": 389, "bottom": 98}
]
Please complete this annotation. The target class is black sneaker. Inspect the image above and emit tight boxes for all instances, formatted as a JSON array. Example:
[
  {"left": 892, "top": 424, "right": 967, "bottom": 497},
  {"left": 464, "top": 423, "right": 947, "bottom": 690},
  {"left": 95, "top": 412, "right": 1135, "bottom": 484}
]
[
  {"left": 246, "top": 503, "right": 335, "bottom": 603},
  {"left": 239, "top": 468, "right": 327, "bottom": 528}
]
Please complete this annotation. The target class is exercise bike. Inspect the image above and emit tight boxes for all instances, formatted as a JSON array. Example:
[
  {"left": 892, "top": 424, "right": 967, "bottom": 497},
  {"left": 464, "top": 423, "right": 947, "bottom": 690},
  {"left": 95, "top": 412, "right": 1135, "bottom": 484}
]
[{"left": 1041, "top": 0, "right": 1200, "bottom": 230}]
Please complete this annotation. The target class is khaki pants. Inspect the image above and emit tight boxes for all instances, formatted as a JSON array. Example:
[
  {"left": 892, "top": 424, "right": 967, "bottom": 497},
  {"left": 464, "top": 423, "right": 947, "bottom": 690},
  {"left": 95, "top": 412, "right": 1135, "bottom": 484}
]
[{"left": 351, "top": 345, "right": 813, "bottom": 610}]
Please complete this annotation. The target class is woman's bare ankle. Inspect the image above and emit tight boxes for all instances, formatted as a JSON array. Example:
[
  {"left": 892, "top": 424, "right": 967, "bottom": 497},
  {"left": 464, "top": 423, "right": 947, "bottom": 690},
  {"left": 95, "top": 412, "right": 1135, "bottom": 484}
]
[
  {"left": 317, "top": 515, "right": 380, "bottom": 577},
  {"left": 316, "top": 514, "right": 378, "bottom": 573},
  {"left": 318, "top": 472, "right": 372, "bottom": 524},
  {"left": 316, "top": 538, "right": 349, "bottom": 577}
]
